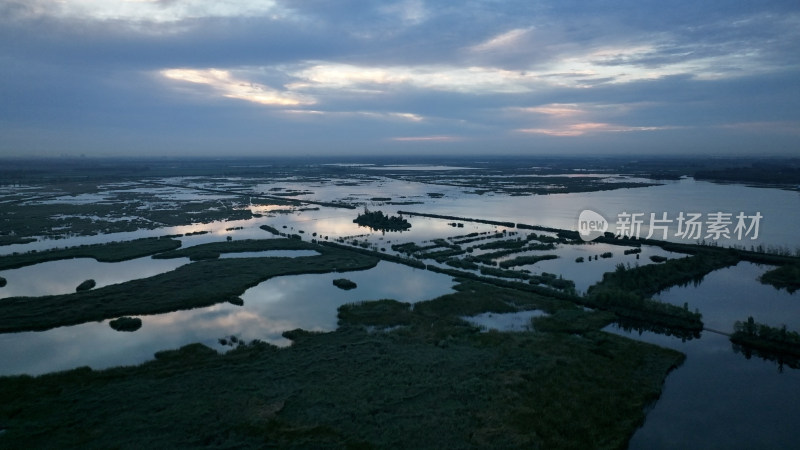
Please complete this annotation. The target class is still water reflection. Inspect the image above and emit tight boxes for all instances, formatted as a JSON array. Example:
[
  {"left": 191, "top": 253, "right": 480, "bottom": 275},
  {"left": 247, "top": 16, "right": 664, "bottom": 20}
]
[
  {"left": 462, "top": 310, "right": 546, "bottom": 332},
  {"left": 0, "top": 256, "right": 189, "bottom": 299},
  {"left": 606, "top": 262, "right": 800, "bottom": 449},
  {"left": 0, "top": 261, "right": 455, "bottom": 376},
  {"left": 654, "top": 261, "right": 799, "bottom": 331}
]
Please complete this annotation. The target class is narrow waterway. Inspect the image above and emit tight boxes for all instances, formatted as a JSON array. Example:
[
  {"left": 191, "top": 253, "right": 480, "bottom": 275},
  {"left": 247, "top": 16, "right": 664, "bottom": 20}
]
[{"left": 606, "top": 262, "right": 800, "bottom": 449}]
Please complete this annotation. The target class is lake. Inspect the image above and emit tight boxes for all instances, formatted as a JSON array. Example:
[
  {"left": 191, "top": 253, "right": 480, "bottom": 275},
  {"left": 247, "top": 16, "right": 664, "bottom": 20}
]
[
  {"left": 0, "top": 261, "right": 455, "bottom": 376},
  {"left": 1, "top": 169, "right": 799, "bottom": 447},
  {"left": 607, "top": 262, "right": 800, "bottom": 449}
]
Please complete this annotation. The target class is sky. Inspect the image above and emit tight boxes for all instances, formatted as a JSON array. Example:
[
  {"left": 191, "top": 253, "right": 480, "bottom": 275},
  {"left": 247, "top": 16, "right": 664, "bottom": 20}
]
[{"left": 1, "top": 0, "right": 799, "bottom": 158}]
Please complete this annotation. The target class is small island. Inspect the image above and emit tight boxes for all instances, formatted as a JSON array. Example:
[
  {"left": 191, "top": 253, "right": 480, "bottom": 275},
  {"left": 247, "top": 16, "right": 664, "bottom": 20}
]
[
  {"left": 0, "top": 276, "right": 6, "bottom": 287},
  {"left": 333, "top": 278, "right": 357, "bottom": 290},
  {"left": 760, "top": 264, "right": 800, "bottom": 293},
  {"left": 353, "top": 208, "right": 411, "bottom": 232},
  {"left": 732, "top": 317, "right": 800, "bottom": 357},
  {"left": 109, "top": 317, "right": 142, "bottom": 332},
  {"left": 76, "top": 279, "right": 96, "bottom": 292}
]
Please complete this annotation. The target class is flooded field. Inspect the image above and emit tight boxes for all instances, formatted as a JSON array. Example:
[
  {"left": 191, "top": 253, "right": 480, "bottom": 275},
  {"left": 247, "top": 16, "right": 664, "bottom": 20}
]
[
  {"left": 2, "top": 159, "right": 800, "bottom": 448},
  {"left": 0, "top": 261, "right": 454, "bottom": 375}
]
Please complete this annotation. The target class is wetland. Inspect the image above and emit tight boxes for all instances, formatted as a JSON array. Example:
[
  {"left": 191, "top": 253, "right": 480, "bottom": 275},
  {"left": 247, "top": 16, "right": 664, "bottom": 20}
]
[{"left": 1, "top": 156, "right": 800, "bottom": 448}]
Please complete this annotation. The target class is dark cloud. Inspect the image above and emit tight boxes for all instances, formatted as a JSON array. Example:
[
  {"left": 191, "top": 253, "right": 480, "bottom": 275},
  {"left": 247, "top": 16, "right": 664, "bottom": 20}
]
[{"left": 1, "top": 0, "right": 798, "bottom": 157}]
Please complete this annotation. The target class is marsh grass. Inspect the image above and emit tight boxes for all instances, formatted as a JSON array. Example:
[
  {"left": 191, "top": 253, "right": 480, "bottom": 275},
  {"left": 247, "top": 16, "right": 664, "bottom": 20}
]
[
  {"left": 75, "top": 279, "right": 96, "bottom": 292},
  {"left": 260, "top": 224, "right": 281, "bottom": 235},
  {"left": 332, "top": 278, "right": 357, "bottom": 290},
  {"left": 0, "top": 239, "right": 379, "bottom": 332},
  {"left": 0, "top": 279, "right": 683, "bottom": 449},
  {"left": 0, "top": 236, "right": 36, "bottom": 247},
  {"left": 152, "top": 237, "right": 317, "bottom": 260},
  {"left": 588, "top": 251, "right": 739, "bottom": 298},
  {"left": 353, "top": 209, "right": 411, "bottom": 232},
  {"left": 498, "top": 254, "right": 558, "bottom": 269},
  {"left": 0, "top": 196, "right": 256, "bottom": 239},
  {"left": 732, "top": 317, "right": 800, "bottom": 361},
  {"left": 0, "top": 237, "right": 182, "bottom": 271},
  {"left": 759, "top": 264, "right": 800, "bottom": 293},
  {"left": 581, "top": 252, "right": 740, "bottom": 333},
  {"left": 109, "top": 316, "right": 142, "bottom": 332}
]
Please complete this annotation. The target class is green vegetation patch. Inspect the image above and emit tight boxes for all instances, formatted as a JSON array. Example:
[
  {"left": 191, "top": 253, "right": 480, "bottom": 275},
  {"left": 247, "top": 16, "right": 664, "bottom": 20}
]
[
  {"left": 583, "top": 252, "right": 739, "bottom": 334},
  {"left": 759, "top": 264, "right": 800, "bottom": 293},
  {"left": 0, "top": 236, "right": 36, "bottom": 247},
  {"left": 0, "top": 237, "right": 182, "bottom": 271},
  {"left": 75, "top": 279, "right": 96, "bottom": 292},
  {"left": 0, "top": 240, "right": 379, "bottom": 333},
  {"left": 332, "top": 278, "right": 357, "bottom": 290},
  {"left": 447, "top": 258, "right": 480, "bottom": 271},
  {"left": 590, "top": 252, "right": 739, "bottom": 299},
  {"left": 0, "top": 192, "right": 258, "bottom": 240},
  {"left": 353, "top": 209, "right": 411, "bottom": 232},
  {"left": 392, "top": 241, "right": 439, "bottom": 254},
  {"left": 0, "top": 279, "right": 683, "bottom": 449},
  {"left": 498, "top": 254, "right": 558, "bottom": 269},
  {"left": 260, "top": 224, "right": 281, "bottom": 235},
  {"left": 479, "top": 266, "right": 530, "bottom": 280},
  {"left": 732, "top": 317, "right": 800, "bottom": 369},
  {"left": 109, "top": 316, "right": 142, "bottom": 332},
  {"left": 397, "top": 210, "right": 515, "bottom": 228},
  {"left": 153, "top": 238, "right": 316, "bottom": 261},
  {"left": 475, "top": 238, "right": 529, "bottom": 251}
]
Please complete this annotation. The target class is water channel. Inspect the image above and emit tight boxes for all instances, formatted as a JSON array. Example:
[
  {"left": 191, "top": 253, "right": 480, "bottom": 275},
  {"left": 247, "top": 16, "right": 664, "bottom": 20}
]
[{"left": 1, "top": 172, "right": 800, "bottom": 447}]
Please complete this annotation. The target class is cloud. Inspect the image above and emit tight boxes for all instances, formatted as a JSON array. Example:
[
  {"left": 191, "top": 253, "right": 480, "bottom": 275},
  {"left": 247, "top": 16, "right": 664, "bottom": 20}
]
[
  {"left": 469, "top": 27, "right": 535, "bottom": 53},
  {"left": 1, "top": 0, "right": 799, "bottom": 156},
  {"left": 160, "top": 68, "right": 315, "bottom": 106},
  {"left": 288, "top": 63, "right": 539, "bottom": 94},
  {"left": 283, "top": 109, "right": 425, "bottom": 123},
  {"left": 517, "top": 123, "right": 674, "bottom": 137},
  {"left": 14, "top": 0, "right": 287, "bottom": 23},
  {"left": 513, "top": 104, "right": 584, "bottom": 118},
  {"left": 509, "top": 102, "right": 678, "bottom": 136}
]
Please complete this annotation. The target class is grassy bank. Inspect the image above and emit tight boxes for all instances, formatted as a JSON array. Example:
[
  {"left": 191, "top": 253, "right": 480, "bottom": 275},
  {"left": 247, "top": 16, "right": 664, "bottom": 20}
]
[
  {"left": 0, "top": 237, "right": 182, "bottom": 271},
  {"left": 731, "top": 317, "right": 800, "bottom": 368},
  {"left": 588, "top": 251, "right": 739, "bottom": 298},
  {"left": 396, "top": 210, "right": 516, "bottom": 228},
  {"left": 0, "top": 279, "right": 683, "bottom": 449},
  {"left": 498, "top": 254, "right": 558, "bottom": 269},
  {"left": 0, "top": 236, "right": 36, "bottom": 246},
  {"left": 582, "top": 251, "right": 740, "bottom": 334},
  {"left": 759, "top": 264, "right": 800, "bottom": 293},
  {"left": 152, "top": 238, "right": 318, "bottom": 260},
  {"left": 0, "top": 240, "right": 378, "bottom": 333}
]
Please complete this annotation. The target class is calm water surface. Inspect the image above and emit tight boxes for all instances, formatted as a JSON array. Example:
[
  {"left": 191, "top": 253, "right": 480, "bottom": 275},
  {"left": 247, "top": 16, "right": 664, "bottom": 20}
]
[
  {"left": 608, "top": 262, "right": 800, "bottom": 449},
  {"left": 0, "top": 261, "right": 455, "bottom": 376},
  {"left": 0, "top": 256, "right": 189, "bottom": 299},
  {"left": 1, "top": 175, "right": 800, "bottom": 448}
]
